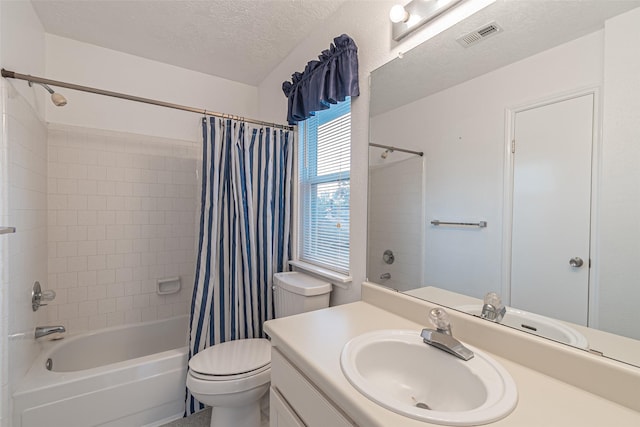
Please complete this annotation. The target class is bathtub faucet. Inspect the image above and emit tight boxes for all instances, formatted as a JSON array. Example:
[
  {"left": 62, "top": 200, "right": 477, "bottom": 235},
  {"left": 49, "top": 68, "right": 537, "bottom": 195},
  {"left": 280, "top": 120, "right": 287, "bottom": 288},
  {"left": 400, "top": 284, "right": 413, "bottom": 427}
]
[{"left": 35, "top": 325, "right": 66, "bottom": 339}]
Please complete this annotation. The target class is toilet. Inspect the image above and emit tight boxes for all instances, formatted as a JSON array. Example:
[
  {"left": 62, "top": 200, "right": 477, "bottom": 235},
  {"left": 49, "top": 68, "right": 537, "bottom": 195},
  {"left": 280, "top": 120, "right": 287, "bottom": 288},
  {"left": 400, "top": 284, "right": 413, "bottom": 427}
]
[{"left": 186, "top": 271, "right": 332, "bottom": 427}]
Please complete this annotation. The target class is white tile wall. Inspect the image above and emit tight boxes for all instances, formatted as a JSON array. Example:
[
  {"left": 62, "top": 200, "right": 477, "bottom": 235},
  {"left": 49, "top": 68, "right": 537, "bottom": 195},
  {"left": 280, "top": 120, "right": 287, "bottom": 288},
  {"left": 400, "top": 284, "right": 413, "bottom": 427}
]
[
  {"left": 1, "top": 81, "right": 49, "bottom": 425},
  {"left": 368, "top": 156, "right": 424, "bottom": 292},
  {"left": 46, "top": 124, "right": 199, "bottom": 333},
  {"left": 0, "top": 80, "right": 9, "bottom": 427}
]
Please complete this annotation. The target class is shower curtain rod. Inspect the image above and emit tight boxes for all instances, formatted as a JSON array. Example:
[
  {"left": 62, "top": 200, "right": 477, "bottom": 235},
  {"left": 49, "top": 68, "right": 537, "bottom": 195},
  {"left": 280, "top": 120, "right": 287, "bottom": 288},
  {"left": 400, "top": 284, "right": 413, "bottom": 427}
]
[
  {"left": 369, "top": 142, "right": 424, "bottom": 157},
  {"left": 1, "top": 68, "right": 294, "bottom": 131}
]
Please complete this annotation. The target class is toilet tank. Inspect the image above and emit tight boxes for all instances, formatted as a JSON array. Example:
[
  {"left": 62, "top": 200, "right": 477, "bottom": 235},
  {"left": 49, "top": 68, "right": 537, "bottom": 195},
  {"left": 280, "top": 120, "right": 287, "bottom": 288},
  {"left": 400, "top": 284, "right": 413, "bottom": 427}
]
[{"left": 273, "top": 272, "right": 332, "bottom": 318}]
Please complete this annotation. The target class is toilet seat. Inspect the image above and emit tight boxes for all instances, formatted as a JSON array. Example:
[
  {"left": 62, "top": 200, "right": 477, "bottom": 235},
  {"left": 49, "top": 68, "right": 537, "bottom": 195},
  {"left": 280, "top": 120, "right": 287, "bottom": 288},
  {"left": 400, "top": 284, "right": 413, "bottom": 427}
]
[
  {"left": 189, "top": 338, "right": 271, "bottom": 380},
  {"left": 189, "top": 363, "right": 270, "bottom": 381}
]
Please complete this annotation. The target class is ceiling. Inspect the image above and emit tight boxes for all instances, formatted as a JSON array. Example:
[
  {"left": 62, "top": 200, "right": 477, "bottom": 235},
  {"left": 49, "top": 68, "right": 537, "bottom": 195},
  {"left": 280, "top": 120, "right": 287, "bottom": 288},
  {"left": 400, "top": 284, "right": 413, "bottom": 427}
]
[
  {"left": 371, "top": 0, "right": 640, "bottom": 116},
  {"left": 31, "top": 0, "right": 348, "bottom": 86},
  {"left": 31, "top": 0, "right": 640, "bottom": 98}
]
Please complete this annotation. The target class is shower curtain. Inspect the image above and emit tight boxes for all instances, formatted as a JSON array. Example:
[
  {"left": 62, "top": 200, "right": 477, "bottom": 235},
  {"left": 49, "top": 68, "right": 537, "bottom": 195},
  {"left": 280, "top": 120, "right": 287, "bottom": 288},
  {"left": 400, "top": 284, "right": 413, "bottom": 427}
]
[{"left": 186, "top": 117, "right": 293, "bottom": 415}]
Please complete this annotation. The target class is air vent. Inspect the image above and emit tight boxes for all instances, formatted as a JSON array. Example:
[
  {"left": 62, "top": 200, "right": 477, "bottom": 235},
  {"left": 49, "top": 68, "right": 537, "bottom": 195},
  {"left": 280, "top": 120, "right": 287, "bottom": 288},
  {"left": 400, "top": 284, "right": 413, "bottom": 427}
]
[{"left": 457, "top": 22, "right": 503, "bottom": 48}]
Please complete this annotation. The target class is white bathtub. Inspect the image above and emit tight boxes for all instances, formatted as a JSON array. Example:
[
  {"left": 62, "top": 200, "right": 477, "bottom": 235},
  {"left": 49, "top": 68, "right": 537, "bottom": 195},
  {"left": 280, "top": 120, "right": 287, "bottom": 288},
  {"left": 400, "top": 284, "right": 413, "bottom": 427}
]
[{"left": 13, "top": 315, "right": 189, "bottom": 427}]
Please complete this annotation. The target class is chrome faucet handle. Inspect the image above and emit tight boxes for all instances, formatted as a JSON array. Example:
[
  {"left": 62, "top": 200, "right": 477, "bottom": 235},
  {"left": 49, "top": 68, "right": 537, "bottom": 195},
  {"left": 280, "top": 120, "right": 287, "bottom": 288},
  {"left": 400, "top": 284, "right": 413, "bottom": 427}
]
[
  {"left": 423, "top": 307, "right": 474, "bottom": 361},
  {"left": 481, "top": 292, "right": 506, "bottom": 322},
  {"left": 32, "top": 281, "right": 56, "bottom": 311},
  {"left": 428, "top": 307, "right": 452, "bottom": 335}
]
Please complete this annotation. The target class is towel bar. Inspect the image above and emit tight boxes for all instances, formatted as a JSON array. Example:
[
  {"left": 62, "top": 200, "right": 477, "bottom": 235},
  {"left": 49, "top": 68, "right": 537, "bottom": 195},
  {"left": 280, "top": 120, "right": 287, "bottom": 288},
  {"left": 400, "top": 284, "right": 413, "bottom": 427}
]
[{"left": 430, "top": 220, "right": 487, "bottom": 228}]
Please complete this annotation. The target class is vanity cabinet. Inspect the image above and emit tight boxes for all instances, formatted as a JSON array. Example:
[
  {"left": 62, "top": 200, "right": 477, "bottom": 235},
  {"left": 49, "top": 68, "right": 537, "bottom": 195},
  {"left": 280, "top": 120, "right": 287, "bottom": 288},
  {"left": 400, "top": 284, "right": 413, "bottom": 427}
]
[
  {"left": 270, "top": 388, "right": 305, "bottom": 427},
  {"left": 270, "top": 348, "right": 356, "bottom": 427}
]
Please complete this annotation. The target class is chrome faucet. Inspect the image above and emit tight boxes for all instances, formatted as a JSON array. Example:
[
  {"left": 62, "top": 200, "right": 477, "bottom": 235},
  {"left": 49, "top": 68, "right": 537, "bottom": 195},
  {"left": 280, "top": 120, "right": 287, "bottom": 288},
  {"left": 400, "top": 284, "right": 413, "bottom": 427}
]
[
  {"left": 35, "top": 325, "right": 66, "bottom": 339},
  {"left": 421, "top": 308, "right": 474, "bottom": 361},
  {"left": 480, "top": 292, "right": 506, "bottom": 323}
]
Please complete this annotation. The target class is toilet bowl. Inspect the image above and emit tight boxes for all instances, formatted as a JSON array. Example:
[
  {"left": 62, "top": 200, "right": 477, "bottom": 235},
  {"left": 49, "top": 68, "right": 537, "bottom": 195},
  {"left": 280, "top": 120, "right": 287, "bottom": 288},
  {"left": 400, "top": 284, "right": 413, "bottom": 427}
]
[
  {"left": 187, "top": 338, "right": 271, "bottom": 426},
  {"left": 187, "top": 272, "right": 332, "bottom": 427}
]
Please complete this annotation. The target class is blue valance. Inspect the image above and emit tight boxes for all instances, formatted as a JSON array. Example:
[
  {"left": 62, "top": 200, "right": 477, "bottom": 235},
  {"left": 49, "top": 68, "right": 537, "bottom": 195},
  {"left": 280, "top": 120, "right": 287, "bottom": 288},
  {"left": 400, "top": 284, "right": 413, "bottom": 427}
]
[{"left": 282, "top": 34, "right": 359, "bottom": 125}]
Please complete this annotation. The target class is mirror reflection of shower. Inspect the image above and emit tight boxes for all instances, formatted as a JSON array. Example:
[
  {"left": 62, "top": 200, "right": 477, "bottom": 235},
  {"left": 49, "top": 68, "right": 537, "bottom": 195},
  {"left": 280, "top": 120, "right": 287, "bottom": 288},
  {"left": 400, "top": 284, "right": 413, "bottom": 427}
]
[{"left": 367, "top": 143, "right": 425, "bottom": 292}]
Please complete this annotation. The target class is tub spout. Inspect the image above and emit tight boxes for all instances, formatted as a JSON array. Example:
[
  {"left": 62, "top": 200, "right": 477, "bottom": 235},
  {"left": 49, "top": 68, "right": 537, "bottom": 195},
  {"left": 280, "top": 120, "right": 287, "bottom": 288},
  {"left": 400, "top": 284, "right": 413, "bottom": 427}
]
[{"left": 35, "top": 325, "right": 66, "bottom": 339}]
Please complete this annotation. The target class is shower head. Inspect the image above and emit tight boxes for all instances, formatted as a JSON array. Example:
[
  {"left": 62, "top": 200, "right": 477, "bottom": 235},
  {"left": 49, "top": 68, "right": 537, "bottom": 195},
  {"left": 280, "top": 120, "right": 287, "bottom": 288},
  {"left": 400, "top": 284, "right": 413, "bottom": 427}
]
[
  {"left": 28, "top": 81, "right": 67, "bottom": 106},
  {"left": 381, "top": 149, "right": 394, "bottom": 159}
]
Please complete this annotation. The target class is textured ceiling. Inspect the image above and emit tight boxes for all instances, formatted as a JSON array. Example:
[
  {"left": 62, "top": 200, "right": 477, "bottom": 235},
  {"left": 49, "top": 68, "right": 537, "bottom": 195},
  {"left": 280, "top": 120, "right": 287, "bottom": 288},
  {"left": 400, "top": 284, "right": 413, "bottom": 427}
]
[
  {"left": 31, "top": 0, "right": 348, "bottom": 86},
  {"left": 371, "top": 0, "right": 640, "bottom": 116}
]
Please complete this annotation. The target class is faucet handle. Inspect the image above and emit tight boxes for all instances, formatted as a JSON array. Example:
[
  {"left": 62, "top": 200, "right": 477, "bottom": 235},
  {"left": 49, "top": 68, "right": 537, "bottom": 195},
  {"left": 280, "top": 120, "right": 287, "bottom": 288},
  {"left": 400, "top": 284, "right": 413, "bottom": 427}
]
[
  {"left": 483, "top": 292, "right": 503, "bottom": 309},
  {"left": 32, "top": 281, "right": 56, "bottom": 311},
  {"left": 481, "top": 292, "right": 506, "bottom": 322},
  {"left": 41, "top": 289, "right": 56, "bottom": 301},
  {"left": 428, "top": 307, "right": 452, "bottom": 335}
]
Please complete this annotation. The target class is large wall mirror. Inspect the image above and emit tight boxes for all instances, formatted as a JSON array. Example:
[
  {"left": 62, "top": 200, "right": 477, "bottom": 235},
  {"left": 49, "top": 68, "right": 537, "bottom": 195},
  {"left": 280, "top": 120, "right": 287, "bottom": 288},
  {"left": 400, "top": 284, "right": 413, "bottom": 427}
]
[{"left": 368, "top": 0, "right": 640, "bottom": 367}]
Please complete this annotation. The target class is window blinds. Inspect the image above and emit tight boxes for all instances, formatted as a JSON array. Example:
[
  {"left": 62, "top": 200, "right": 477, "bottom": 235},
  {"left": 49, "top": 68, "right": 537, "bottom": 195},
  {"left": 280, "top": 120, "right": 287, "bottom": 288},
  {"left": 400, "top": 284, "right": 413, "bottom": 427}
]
[{"left": 298, "top": 100, "right": 351, "bottom": 274}]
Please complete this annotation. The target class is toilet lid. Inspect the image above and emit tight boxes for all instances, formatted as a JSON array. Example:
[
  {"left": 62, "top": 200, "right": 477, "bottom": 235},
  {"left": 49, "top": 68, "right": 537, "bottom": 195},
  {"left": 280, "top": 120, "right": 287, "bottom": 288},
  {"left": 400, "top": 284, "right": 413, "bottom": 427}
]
[{"left": 189, "top": 338, "right": 271, "bottom": 376}]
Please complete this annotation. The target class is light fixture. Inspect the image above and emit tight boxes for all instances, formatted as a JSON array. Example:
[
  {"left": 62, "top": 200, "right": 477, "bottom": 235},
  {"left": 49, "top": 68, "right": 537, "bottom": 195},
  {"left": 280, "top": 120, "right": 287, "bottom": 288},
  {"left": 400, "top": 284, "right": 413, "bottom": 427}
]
[
  {"left": 390, "top": 0, "right": 465, "bottom": 41},
  {"left": 389, "top": 4, "right": 409, "bottom": 23}
]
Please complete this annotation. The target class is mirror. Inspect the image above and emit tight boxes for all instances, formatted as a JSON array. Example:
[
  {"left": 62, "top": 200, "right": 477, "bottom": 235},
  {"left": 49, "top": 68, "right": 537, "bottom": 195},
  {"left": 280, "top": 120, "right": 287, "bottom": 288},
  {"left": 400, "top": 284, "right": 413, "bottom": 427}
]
[{"left": 368, "top": 0, "right": 640, "bottom": 367}]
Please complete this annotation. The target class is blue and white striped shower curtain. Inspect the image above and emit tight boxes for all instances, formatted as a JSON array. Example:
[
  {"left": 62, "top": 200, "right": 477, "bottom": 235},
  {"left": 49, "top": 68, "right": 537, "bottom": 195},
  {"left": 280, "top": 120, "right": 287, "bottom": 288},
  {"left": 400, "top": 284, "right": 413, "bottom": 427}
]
[{"left": 186, "top": 117, "right": 293, "bottom": 415}]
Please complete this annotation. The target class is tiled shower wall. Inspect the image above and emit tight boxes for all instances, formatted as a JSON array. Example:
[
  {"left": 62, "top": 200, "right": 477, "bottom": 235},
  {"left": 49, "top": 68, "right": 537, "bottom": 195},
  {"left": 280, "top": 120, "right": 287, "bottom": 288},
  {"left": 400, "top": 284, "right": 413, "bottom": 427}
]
[
  {"left": 368, "top": 155, "right": 424, "bottom": 292},
  {"left": 46, "top": 124, "right": 199, "bottom": 333},
  {"left": 1, "top": 82, "right": 49, "bottom": 426}
]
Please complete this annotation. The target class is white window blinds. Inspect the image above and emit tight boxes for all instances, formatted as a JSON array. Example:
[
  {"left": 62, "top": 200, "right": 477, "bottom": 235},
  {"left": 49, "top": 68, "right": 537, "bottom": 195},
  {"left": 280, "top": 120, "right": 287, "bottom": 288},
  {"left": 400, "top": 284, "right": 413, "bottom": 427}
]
[{"left": 298, "top": 99, "right": 351, "bottom": 274}]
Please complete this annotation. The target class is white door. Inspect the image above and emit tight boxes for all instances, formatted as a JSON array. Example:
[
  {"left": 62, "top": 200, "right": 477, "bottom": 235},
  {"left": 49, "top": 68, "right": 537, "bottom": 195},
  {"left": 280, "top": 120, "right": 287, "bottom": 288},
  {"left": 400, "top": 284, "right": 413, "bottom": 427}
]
[{"left": 510, "top": 94, "right": 594, "bottom": 326}]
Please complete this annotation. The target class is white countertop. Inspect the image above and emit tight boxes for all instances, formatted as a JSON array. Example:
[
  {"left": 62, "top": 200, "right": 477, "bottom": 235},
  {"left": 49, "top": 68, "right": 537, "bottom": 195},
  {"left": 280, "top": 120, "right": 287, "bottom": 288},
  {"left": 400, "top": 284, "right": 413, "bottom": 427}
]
[{"left": 264, "top": 301, "right": 640, "bottom": 427}]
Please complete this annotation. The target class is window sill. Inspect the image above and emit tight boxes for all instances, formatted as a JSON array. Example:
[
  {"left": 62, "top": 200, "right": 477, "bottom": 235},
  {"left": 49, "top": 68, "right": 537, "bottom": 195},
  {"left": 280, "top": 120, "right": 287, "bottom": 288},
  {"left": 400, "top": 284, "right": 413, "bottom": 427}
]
[{"left": 288, "top": 260, "right": 352, "bottom": 289}]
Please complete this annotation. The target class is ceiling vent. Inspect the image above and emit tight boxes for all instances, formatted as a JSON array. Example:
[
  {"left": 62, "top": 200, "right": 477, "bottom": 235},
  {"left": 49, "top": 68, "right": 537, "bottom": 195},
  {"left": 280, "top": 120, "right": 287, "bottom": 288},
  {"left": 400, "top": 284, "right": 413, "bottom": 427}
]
[{"left": 457, "top": 22, "right": 503, "bottom": 48}]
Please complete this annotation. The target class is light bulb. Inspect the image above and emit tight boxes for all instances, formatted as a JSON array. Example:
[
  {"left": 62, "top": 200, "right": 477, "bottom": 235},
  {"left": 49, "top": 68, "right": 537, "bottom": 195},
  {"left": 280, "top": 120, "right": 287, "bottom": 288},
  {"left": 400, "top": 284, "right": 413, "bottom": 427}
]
[{"left": 389, "top": 4, "right": 409, "bottom": 24}]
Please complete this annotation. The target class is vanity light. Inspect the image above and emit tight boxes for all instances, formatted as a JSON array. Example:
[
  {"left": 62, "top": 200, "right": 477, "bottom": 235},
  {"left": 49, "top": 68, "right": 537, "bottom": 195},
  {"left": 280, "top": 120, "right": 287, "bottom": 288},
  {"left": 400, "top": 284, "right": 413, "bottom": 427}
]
[
  {"left": 389, "top": 4, "right": 410, "bottom": 23},
  {"left": 390, "top": 0, "right": 465, "bottom": 41}
]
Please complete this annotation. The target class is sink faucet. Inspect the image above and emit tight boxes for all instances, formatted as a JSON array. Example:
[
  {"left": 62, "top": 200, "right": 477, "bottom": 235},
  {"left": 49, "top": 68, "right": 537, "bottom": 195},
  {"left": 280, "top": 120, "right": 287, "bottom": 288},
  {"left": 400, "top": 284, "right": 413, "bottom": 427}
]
[
  {"left": 35, "top": 325, "right": 66, "bottom": 339},
  {"left": 421, "top": 308, "right": 474, "bottom": 361},
  {"left": 481, "top": 292, "right": 506, "bottom": 323}
]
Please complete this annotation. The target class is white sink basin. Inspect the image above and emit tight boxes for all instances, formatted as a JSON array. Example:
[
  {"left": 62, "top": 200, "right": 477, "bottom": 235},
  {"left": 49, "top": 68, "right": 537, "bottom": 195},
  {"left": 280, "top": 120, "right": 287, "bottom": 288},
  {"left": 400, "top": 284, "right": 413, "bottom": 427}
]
[
  {"left": 456, "top": 305, "right": 589, "bottom": 349},
  {"left": 341, "top": 329, "right": 517, "bottom": 426}
]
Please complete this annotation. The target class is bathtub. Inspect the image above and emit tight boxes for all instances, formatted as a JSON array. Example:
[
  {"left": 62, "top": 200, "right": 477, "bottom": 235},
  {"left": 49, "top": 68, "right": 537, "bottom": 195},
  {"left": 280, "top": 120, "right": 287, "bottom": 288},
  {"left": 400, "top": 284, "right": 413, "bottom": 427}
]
[{"left": 13, "top": 315, "right": 189, "bottom": 427}]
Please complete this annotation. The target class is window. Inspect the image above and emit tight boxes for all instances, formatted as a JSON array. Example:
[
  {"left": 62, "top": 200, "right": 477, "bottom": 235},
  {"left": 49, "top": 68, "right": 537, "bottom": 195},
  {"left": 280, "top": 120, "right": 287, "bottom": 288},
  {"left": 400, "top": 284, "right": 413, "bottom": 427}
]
[{"left": 297, "top": 99, "right": 350, "bottom": 274}]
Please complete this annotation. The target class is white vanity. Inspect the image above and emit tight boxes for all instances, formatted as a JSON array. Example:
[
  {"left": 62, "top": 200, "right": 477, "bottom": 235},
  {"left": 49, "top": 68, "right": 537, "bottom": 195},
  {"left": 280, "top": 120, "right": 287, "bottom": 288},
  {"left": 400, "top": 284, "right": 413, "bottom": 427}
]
[{"left": 265, "top": 283, "right": 640, "bottom": 426}]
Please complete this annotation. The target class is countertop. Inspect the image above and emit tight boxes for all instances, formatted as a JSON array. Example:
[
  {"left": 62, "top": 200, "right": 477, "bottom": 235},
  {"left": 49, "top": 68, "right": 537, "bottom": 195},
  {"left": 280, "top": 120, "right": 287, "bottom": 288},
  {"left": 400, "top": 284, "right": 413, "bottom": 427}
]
[{"left": 264, "top": 301, "right": 640, "bottom": 427}]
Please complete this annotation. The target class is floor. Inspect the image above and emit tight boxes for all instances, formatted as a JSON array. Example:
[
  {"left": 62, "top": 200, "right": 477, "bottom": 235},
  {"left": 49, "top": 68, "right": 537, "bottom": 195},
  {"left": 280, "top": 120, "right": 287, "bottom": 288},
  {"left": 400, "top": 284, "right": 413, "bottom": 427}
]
[{"left": 161, "top": 404, "right": 270, "bottom": 427}]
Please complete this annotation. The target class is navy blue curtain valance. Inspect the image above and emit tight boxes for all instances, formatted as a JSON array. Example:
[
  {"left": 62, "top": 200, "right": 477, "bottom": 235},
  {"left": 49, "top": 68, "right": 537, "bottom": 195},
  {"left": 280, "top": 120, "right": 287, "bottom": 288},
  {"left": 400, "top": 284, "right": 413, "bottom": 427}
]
[{"left": 282, "top": 34, "right": 359, "bottom": 124}]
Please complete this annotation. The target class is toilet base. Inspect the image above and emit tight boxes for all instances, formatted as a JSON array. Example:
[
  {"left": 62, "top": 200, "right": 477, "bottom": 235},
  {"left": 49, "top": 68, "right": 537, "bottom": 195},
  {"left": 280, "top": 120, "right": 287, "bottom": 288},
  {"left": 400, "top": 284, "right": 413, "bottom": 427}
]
[{"left": 210, "top": 402, "right": 260, "bottom": 427}]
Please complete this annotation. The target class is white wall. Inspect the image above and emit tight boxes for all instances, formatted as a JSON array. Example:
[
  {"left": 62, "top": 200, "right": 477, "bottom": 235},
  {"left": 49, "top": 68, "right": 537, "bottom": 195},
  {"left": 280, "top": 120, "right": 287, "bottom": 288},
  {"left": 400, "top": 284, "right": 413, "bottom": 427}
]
[
  {"left": 0, "top": 0, "right": 46, "bottom": 116},
  {"left": 46, "top": 124, "right": 198, "bottom": 333},
  {"left": 45, "top": 34, "right": 259, "bottom": 142},
  {"left": 2, "top": 84, "right": 48, "bottom": 423},
  {"left": 598, "top": 7, "right": 640, "bottom": 339},
  {"left": 257, "top": 0, "right": 493, "bottom": 304},
  {"left": 0, "top": 2, "right": 47, "bottom": 426},
  {"left": 368, "top": 154, "right": 423, "bottom": 292},
  {"left": 370, "top": 31, "right": 603, "bottom": 299}
]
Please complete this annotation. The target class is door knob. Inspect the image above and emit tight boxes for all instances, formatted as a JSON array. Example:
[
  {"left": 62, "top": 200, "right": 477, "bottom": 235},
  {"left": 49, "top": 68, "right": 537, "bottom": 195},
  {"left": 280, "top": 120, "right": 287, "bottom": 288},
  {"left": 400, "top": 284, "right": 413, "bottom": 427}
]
[{"left": 569, "top": 257, "right": 584, "bottom": 268}]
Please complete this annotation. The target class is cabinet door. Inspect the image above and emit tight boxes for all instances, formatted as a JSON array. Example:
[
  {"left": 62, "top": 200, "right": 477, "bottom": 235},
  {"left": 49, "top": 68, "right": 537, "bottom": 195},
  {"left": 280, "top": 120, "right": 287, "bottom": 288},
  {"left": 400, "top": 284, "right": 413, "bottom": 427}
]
[
  {"left": 271, "top": 348, "right": 355, "bottom": 427},
  {"left": 270, "top": 387, "right": 305, "bottom": 427}
]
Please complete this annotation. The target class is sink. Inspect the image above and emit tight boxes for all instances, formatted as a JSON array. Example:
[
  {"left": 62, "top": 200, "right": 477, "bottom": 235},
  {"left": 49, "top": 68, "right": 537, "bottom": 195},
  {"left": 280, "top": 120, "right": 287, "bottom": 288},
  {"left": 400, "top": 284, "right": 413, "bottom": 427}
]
[
  {"left": 455, "top": 305, "right": 589, "bottom": 349},
  {"left": 340, "top": 329, "right": 517, "bottom": 426}
]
